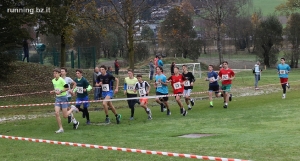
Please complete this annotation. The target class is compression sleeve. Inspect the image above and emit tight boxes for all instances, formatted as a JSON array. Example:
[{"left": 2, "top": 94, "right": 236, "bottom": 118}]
[
  {"left": 124, "top": 83, "right": 127, "bottom": 90},
  {"left": 86, "top": 85, "right": 92, "bottom": 92}
]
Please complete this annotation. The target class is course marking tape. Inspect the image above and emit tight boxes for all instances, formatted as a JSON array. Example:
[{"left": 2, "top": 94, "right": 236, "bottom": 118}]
[
  {"left": 0, "top": 134, "right": 251, "bottom": 161},
  {"left": 0, "top": 91, "right": 49, "bottom": 98},
  {"left": 0, "top": 80, "right": 299, "bottom": 108}
]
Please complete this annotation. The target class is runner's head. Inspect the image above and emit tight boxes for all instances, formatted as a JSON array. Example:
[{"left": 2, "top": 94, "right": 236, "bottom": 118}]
[
  {"left": 75, "top": 69, "right": 83, "bottom": 78},
  {"left": 61, "top": 67, "right": 67, "bottom": 77},
  {"left": 222, "top": 61, "right": 229, "bottom": 69},
  {"left": 127, "top": 69, "right": 134, "bottom": 78},
  {"left": 94, "top": 67, "right": 99, "bottom": 73},
  {"left": 174, "top": 66, "right": 179, "bottom": 74},
  {"left": 280, "top": 58, "right": 285, "bottom": 64},
  {"left": 136, "top": 74, "right": 143, "bottom": 82},
  {"left": 208, "top": 65, "right": 213, "bottom": 72},
  {"left": 182, "top": 65, "right": 188, "bottom": 72},
  {"left": 156, "top": 66, "right": 163, "bottom": 74},
  {"left": 99, "top": 65, "right": 107, "bottom": 75},
  {"left": 53, "top": 68, "right": 61, "bottom": 79}
]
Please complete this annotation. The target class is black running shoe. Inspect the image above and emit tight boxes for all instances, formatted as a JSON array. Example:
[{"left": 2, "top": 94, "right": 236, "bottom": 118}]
[
  {"left": 210, "top": 105, "right": 213, "bottom": 108},
  {"left": 229, "top": 94, "right": 232, "bottom": 101},
  {"left": 167, "top": 109, "right": 171, "bottom": 115},
  {"left": 73, "top": 121, "right": 79, "bottom": 129},
  {"left": 223, "top": 105, "right": 227, "bottom": 109},
  {"left": 188, "top": 107, "right": 192, "bottom": 110},
  {"left": 116, "top": 114, "right": 121, "bottom": 124},
  {"left": 190, "top": 99, "right": 195, "bottom": 106},
  {"left": 287, "top": 83, "right": 290, "bottom": 89},
  {"left": 182, "top": 110, "right": 187, "bottom": 116},
  {"left": 68, "top": 115, "right": 72, "bottom": 124}
]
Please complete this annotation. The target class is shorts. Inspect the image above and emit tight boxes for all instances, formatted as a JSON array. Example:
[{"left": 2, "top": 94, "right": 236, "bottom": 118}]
[
  {"left": 183, "top": 89, "right": 192, "bottom": 97},
  {"left": 140, "top": 98, "right": 148, "bottom": 104},
  {"left": 280, "top": 78, "right": 288, "bottom": 84},
  {"left": 174, "top": 92, "right": 182, "bottom": 99},
  {"left": 55, "top": 96, "right": 69, "bottom": 109},
  {"left": 156, "top": 92, "right": 168, "bottom": 101},
  {"left": 209, "top": 85, "right": 219, "bottom": 93},
  {"left": 102, "top": 90, "right": 114, "bottom": 99},
  {"left": 221, "top": 84, "right": 232, "bottom": 93},
  {"left": 76, "top": 96, "right": 89, "bottom": 108}
]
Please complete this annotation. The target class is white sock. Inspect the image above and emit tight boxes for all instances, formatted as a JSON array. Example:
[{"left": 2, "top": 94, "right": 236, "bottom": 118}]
[
  {"left": 188, "top": 104, "right": 191, "bottom": 108},
  {"left": 73, "top": 118, "right": 77, "bottom": 124},
  {"left": 225, "top": 103, "right": 228, "bottom": 105},
  {"left": 146, "top": 108, "right": 150, "bottom": 111}
]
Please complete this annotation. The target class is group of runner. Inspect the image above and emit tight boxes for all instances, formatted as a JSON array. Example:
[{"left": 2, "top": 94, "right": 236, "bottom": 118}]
[{"left": 50, "top": 57, "right": 290, "bottom": 133}]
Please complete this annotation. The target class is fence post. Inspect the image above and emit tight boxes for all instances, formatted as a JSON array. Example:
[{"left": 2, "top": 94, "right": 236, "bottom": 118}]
[
  {"left": 52, "top": 48, "right": 56, "bottom": 66},
  {"left": 71, "top": 50, "right": 74, "bottom": 69},
  {"left": 77, "top": 46, "right": 80, "bottom": 68}
]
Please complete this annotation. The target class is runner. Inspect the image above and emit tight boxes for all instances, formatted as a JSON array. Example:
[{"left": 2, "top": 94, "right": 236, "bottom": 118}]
[
  {"left": 93, "top": 67, "right": 102, "bottom": 100},
  {"left": 277, "top": 57, "right": 291, "bottom": 99},
  {"left": 73, "top": 69, "right": 92, "bottom": 124},
  {"left": 218, "top": 61, "right": 235, "bottom": 108},
  {"left": 60, "top": 67, "right": 79, "bottom": 129},
  {"left": 182, "top": 65, "right": 195, "bottom": 110},
  {"left": 96, "top": 65, "right": 121, "bottom": 124},
  {"left": 155, "top": 66, "right": 171, "bottom": 115},
  {"left": 206, "top": 65, "right": 220, "bottom": 108},
  {"left": 167, "top": 66, "right": 187, "bottom": 116},
  {"left": 50, "top": 68, "right": 78, "bottom": 133},
  {"left": 124, "top": 69, "right": 139, "bottom": 120},
  {"left": 134, "top": 74, "right": 152, "bottom": 120}
]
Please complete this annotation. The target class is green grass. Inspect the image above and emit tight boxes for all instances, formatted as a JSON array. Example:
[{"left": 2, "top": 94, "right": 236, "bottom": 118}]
[
  {"left": 1, "top": 62, "right": 300, "bottom": 160},
  {"left": 252, "top": 0, "right": 285, "bottom": 16}
]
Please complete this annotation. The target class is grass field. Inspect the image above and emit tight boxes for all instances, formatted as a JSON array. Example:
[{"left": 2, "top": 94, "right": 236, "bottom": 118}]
[
  {"left": 252, "top": 0, "right": 285, "bottom": 15},
  {"left": 1, "top": 61, "right": 300, "bottom": 160}
]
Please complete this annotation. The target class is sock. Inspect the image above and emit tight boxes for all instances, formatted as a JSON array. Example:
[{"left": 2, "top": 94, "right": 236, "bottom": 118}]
[
  {"left": 188, "top": 104, "right": 191, "bottom": 108},
  {"left": 84, "top": 108, "right": 89, "bottom": 121},
  {"left": 73, "top": 118, "right": 77, "bottom": 124},
  {"left": 283, "top": 94, "right": 286, "bottom": 96},
  {"left": 131, "top": 107, "right": 134, "bottom": 117},
  {"left": 146, "top": 108, "right": 150, "bottom": 111},
  {"left": 210, "top": 101, "right": 213, "bottom": 106},
  {"left": 225, "top": 103, "right": 228, "bottom": 105}
]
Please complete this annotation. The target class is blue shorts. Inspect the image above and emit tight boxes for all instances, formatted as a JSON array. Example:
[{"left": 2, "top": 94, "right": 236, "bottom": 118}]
[
  {"left": 102, "top": 90, "right": 114, "bottom": 99},
  {"left": 76, "top": 96, "right": 89, "bottom": 108},
  {"left": 55, "top": 96, "right": 69, "bottom": 109}
]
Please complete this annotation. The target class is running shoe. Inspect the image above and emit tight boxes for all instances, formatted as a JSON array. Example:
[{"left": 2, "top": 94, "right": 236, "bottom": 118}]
[
  {"left": 55, "top": 129, "right": 64, "bottom": 133},
  {"left": 86, "top": 120, "right": 90, "bottom": 125},
  {"left": 188, "top": 107, "right": 192, "bottom": 110},
  {"left": 209, "top": 105, "right": 213, "bottom": 108},
  {"left": 105, "top": 117, "right": 110, "bottom": 124},
  {"left": 190, "top": 98, "right": 195, "bottom": 106},
  {"left": 223, "top": 105, "right": 228, "bottom": 109},
  {"left": 182, "top": 110, "right": 187, "bottom": 116},
  {"left": 148, "top": 115, "right": 152, "bottom": 120},
  {"left": 167, "top": 110, "right": 171, "bottom": 115},
  {"left": 282, "top": 95, "right": 286, "bottom": 99},
  {"left": 129, "top": 117, "right": 134, "bottom": 120},
  {"left": 286, "top": 83, "right": 290, "bottom": 89},
  {"left": 73, "top": 121, "right": 79, "bottom": 129},
  {"left": 116, "top": 114, "right": 121, "bottom": 124}
]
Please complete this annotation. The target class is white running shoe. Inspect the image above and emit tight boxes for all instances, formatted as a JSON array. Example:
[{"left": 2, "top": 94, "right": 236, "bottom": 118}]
[{"left": 55, "top": 129, "right": 64, "bottom": 133}]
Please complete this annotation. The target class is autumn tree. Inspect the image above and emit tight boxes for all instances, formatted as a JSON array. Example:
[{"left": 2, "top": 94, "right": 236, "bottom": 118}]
[
  {"left": 197, "top": 0, "right": 250, "bottom": 64},
  {"left": 276, "top": 0, "right": 300, "bottom": 16}
]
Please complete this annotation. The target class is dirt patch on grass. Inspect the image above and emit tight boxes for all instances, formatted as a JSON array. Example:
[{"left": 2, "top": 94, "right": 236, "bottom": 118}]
[{"left": 178, "top": 133, "right": 215, "bottom": 138}]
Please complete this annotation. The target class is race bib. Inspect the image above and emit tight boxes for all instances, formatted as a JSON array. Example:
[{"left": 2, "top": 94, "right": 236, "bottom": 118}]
[
  {"left": 184, "top": 81, "right": 190, "bottom": 86},
  {"left": 127, "top": 85, "right": 135, "bottom": 90},
  {"left": 210, "top": 77, "right": 216, "bottom": 82},
  {"left": 102, "top": 84, "right": 109, "bottom": 92},
  {"left": 279, "top": 70, "right": 286, "bottom": 74},
  {"left": 173, "top": 82, "right": 182, "bottom": 90},
  {"left": 222, "top": 74, "right": 229, "bottom": 80},
  {"left": 139, "top": 88, "right": 146, "bottom": 96},
  {"left": 55, "top": 88, "right": 61, "bottom": 93},
  {"left": 156, "top": 82, "right": 162, "bottom": 88},
  {"left": 77, "top": 87, "right": 83, "bottom": 94}
]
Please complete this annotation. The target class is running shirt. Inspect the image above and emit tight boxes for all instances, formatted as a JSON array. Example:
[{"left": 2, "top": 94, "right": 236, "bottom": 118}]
[
  {"left": 124, "top": 77, "right": 138, "bottom": 94},
  {"left": 63, "top": 76, "right": 74, "bottom": 97},
  {"left": 97, "top": 73, "right": 115, "bottom": 92},
  {"left": 52, "top": 77, "right": 67, "bottom": 97},
  {"left": 218, "top": 68, "right": 235, "bottom": 85},
  {"left": 135, "top": 81, "right": 150, "bottom": 97},
  {"left": 277, "top": 64, "right": 290, "bottom": 78},
  {"left": 167, "top": 74, "right": 186, "bottom": 94},
  {"left": 74, "top": 77, "right": 91, "bottom": 98},
  {"left": 155, "top": 74, "right": 168, "bottom": 94},
  {"left": 182, "top": 72, "right": 195, "bottom": 90},
  {"left": 207, "top": 71, "right": 219, "bottom": 86}
]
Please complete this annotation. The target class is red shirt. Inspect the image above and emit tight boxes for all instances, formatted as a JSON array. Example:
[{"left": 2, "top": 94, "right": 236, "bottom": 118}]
[
  {"left": 154, "top": 58, "right": 158, "bottom": 67},
  {"left": 167, "top": 74, "right": 186, "bottom": 94},
  {"left": 218, "top": 68, "right": 235, "bottom": 85}
]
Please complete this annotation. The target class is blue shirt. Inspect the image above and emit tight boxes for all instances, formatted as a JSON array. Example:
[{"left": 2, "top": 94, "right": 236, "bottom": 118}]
[
  {"left": 158, "top": 59, "right": 163, "bottom": 67},
  {"left": 207, "top": 71, "right": 219, "bottom": 86},
  {"left": 155, "top": 74, "right": 168, "bottom": 94},
  {"left": 277, "top": 64, "right": 290, "bottom": 78}
]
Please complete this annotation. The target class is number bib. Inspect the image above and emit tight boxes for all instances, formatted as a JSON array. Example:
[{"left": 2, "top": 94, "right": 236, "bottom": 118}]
[
  {"left": 102, "top": 84, "right": 109, "bottom": 92},
  {"left": 127, "top": 85, "right": 135, "bottom": 90},
  {"left": 210, "top": 77, "right": 216, "bottom": 82},
  {"left": 279, "top": 70, "right": 286, "bottom": 74},
  {"left": 139, "top": 88, "right": 146, "bottom": 96},
  {"left": 156, "top": 82, "right": 162, "bottom": 88},
  {"left": 77, "top": 87, "right": 83, "bottom": 94},
  {"left": 184, "top": 81, "right": 190, "bottom": 86},
  {"left": 173, "top": 82, "right": 182, "bottom": 90},
  {"left": 222, "top": 74, "right": 229, "bottom": 80},
  {"left": 55, "top": 88, "right": 61, "bottom": 93}
]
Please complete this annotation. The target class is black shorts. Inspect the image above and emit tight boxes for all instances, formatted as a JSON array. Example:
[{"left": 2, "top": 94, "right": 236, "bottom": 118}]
[
  {"left": 156, "top": 92, "right": 168, "bottom": 101},
  {"left": 209, "top": 85, "right": 219, "bottom": 93}
]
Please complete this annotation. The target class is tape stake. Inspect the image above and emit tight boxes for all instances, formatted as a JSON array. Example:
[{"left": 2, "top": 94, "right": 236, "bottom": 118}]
[{"left": 0, "top": 134, "right": 251, "bottom": 161}]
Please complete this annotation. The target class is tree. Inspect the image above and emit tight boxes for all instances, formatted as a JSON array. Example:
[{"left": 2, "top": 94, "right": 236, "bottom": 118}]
[
  {"left": 276, "top": 0, "right": 300, "bottom": 16},
  {"left": 159, "top": 7, "right": 197, "bottom": 58},
  {"left": 285, "top": 13, "right": 300, "bottom": 68},
  {"left": 141, "top": 25, "right": 154, "bottom": 40},
  {"left": 255, "top": 15, "right": 283, "bottom": 67},
  {"left": 197, "top": 0, "right": 250, "bottom": 64}
]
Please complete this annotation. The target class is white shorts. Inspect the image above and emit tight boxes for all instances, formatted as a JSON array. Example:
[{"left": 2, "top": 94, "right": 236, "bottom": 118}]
[{"left": 183, "top": 89, "right": 192, "bottom": 97}]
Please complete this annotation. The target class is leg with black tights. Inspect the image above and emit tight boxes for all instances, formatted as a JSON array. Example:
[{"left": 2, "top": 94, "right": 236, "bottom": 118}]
[
  {"left": 282, "top": 84, "right": 286, "bottom": 94},
  {"left": 83, "top": 108, "right": 89, "bottom": 121}
]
